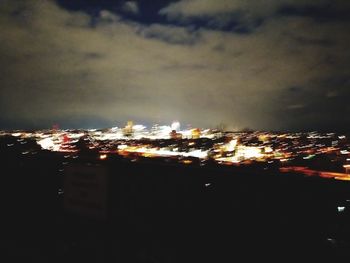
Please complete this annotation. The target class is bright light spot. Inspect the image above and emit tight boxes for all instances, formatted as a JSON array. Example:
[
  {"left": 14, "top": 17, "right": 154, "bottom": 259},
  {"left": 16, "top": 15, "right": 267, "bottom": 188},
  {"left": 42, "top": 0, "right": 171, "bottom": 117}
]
[
  {"left": 337, "top": 206, "right": 345, "bottom": 212},
  {"left": 180, "top": 129, "right": 192, "bottom": 139},
  {"left": 264, "top": 147, "right": 273, "bottom": 153},
  {"left": 226, "top": 139, "right": 237, "bottom": 152},
  {"left": 171, "top": 121, "right": 180, "bottom": 131},
  {"left": 334, "top": 177, "right": 350, "bottom": 181},
  {"left": 69, "top": 133, "right": 85, "bottom": 139},
  {"left": 303, "top": 155, "right": 315, "bottom": 160},
  {"left": 99, "top": 154, "right": 107, "bottom": 160},
  {"left": 133, "top": 124, "right": 146, "bottom": 131},
  {"left": 280, "top": 158, "right": 290, "bottom": 162},
  {"left": 236, "top": 146, "right": 262, "bottom": 159},
  {"left": 118, "top": 144, "right": 128, "bottom": 150},
  {"left": 326, "top": 238, "right": 336, "bottom": 245},
  {"left": 37, "top": 137, "right": 60, "bottom": 151}
]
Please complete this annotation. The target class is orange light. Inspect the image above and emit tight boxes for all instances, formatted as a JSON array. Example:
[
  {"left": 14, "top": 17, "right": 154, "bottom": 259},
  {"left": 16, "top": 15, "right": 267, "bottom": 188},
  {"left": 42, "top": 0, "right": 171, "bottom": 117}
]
[
  {"left": 99, "top": 154, "right": 107, "bottom": 160},
  {"left": 335, "top": 177, "right": 350, "bottom": 181}
]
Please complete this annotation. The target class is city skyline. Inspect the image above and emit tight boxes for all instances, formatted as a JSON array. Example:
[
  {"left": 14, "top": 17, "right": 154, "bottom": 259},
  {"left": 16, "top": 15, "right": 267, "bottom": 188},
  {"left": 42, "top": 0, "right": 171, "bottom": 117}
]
[{"left": 1, "top": 0, "right": 349, "bottom": 131}]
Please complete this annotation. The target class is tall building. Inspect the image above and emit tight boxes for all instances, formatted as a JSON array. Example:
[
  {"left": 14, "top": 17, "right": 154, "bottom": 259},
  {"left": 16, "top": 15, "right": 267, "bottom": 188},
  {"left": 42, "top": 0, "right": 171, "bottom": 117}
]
[{"left": 123, "top": 121, "right": 134, "bottom": 137}]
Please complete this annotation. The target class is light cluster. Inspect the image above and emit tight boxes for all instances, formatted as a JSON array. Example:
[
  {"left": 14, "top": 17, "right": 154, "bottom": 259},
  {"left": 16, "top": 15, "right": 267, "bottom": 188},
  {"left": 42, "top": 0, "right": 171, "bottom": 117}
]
[{"left": 2, "top": 121, "right": 350, "bottom": 180}]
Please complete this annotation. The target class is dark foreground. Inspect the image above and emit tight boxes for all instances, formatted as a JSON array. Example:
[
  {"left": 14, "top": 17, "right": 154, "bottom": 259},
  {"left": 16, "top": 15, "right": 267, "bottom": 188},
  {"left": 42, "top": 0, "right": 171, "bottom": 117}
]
[{"left": 1, "top": 149, "right": 350, "bottom": 262}]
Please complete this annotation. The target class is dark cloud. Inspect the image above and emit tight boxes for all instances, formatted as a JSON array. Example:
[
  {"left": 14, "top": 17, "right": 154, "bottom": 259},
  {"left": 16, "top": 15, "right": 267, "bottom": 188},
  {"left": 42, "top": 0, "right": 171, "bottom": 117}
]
[
  {"left": 272, "top": 75, "right": 350, "bottom": 131},
  {"left": 84, "top": 52, "right": 105, "bottom": 60},
  {"left": 137, "top": 24, "right": 201, "bottom": 45},
  {"left": 293, "top": 36, "right": 334, "bottom": 47},
  {"left": 56, "top": 0, "right": 176, "bottom": 24},
  {"left": 122, "top": 1, "right": 139, "bottom": 15},
  {"left": 278, "top": 3, "right": 350, "bottom": 22}
]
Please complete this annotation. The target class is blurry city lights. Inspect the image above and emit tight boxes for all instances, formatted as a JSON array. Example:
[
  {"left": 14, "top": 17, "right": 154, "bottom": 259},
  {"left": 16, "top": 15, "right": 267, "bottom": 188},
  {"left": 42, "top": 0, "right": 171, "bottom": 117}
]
[
  {"left": 99, "top": 154, "right": 108, "bottom": 160},
  {"left": 2, "top": 120, "right": 350, "bottom": 182},
  {"left": 226, "top": 139, "right": 237, "bottom": 152}
]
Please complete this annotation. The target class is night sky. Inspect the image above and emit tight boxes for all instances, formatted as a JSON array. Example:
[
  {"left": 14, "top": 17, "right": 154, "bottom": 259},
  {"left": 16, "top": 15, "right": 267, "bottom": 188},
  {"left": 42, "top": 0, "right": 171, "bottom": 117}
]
[{"left": 0, "top": 0, "right": 349, "bottom": 131}]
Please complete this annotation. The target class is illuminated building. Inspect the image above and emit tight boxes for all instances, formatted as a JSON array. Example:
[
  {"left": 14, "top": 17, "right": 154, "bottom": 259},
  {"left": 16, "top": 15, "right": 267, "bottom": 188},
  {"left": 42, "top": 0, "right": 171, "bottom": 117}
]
[
  {"left": 170, "top": 130, "right": 182, "bottom": 140},
  {"left": 123, "top": 121, "right": 134, "bottom": 137},
  {"left": 191, "top": 128, "right": 201, "bottom": 139}
]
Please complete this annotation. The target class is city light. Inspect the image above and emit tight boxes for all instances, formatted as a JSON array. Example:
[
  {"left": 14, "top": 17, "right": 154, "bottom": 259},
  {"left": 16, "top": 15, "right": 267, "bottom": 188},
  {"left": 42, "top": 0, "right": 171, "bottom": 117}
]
[
  {"left": 2, "top": 121, "right": 350, "bottom": 181},
  {"left": 99, "top": 154, "right": 108, "bottom": 160}
]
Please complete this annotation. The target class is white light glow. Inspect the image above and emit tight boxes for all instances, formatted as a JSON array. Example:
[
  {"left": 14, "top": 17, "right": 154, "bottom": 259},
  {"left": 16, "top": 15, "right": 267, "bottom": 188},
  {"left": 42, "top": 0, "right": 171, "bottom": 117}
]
[
  {"left": 337, "top": 206, "right": 345, "bottom": 212},
  {"left": 171, "top": 121, "right": 180, "bottom": 131}
]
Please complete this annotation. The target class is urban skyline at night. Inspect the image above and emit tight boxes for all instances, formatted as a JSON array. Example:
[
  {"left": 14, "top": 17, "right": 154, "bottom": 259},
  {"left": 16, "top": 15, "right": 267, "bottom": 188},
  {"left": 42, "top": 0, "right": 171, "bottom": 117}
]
[
  {"left": 2, "top": 1, "right": 350, "bottom": 262},
  {"left": 3, "top": 120, "right": 350, "bottom": 181}
]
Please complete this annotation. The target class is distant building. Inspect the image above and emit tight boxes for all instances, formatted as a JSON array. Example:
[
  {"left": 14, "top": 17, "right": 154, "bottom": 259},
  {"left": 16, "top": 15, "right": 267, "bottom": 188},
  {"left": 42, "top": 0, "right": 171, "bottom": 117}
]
[
  {"left": 123, "top": 121, "right": 133, "bottom": 137},
  {"left": 170, "top": 130, "right": 182, "bottom": 140},
  {"left": 191, "top": 128, "right": 201, "bottom": 139}
]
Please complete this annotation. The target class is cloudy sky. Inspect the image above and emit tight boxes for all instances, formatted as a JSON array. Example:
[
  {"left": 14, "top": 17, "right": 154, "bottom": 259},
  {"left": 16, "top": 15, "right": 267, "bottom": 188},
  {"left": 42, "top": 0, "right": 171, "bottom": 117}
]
[{"left": 0, "top": 0, "right": 349, "bottom": 131}]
